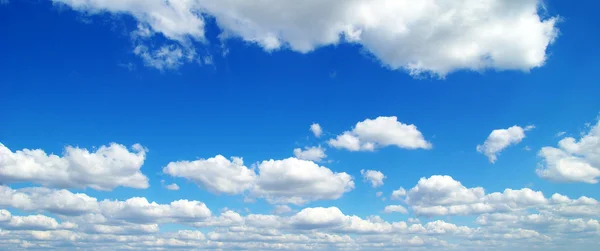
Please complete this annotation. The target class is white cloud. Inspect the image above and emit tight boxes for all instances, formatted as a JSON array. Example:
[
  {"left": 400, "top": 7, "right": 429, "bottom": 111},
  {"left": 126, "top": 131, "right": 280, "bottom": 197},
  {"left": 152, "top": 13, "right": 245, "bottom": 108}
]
[
  {"left": 53, "top": 0, "right": 559, "bottom": 76},
  {"left": 477, "top": 125, "right": 535, "bottom": 163},
  {"left": 391, "top": 187, "right": 407, "bottom": 200},
  {"left": 403, "top": 175, "right": 556, "bottom": 217},
  {"left": 290, "top": 207, "right": 347, "bottom": 229},
  {"left": 361, "top": 169, "right": 386, "bottom": 188},
  {"left": 100, "top": 197, "right": 211, "bottom": 224},
  {"left": 163, "top": 155, "right": 256, "bottom": 195},
  {"left": 329, "top": 116, "right": 431, "bottom": 151},
  {"left": 272, "top": 205, "right": 292, "bottom": 215},
  {"left": 165, "top": 183, "right": 180, "bottom": 191},
  {"left": 384, "top": 205, "right": 408, "bottom": 214},
  {"left": 133, "top": 44, "right": 196, "bottom": 70},
  {"left": 310, "top": 123, "right": 323, "bottom": 138},
  {"left": 537, "top": 120, "right": 600, "bottom": 184},
  {"left": 0, "top": 142, "right": 148, "bottom": 191},
  {"left": 0, "top": 210, "right": 70, "bottom": 231},
  {"left": 376, "top": 191, "right": 383, "bottom": 197},
  {"left": 293, "top": 146, "right": 327, "bottom": 162},
  {"left": 0, "top": 185, "right": 99, "bottom": 216},
  {"left": 252, "top": 158, "right": 354, "bottom": 205}
]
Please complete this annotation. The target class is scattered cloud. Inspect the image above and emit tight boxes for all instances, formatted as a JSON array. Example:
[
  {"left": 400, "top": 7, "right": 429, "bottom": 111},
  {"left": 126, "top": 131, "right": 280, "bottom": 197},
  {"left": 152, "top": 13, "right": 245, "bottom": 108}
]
[
  {"left": 384, "top": 205, "right": 408, "bottom": 214},
  {"left": 293, "top": 146, "right": 326, "bottom": 162},
  {"left": 477, "top": 125, "right": 535, "bottom": 163},
  {"left": 537, "top": 120, "right": 600, "bottom": 184},
  {"left": 310, "top": 123, "right": 323, "bottom": 138},
  {"left": 361, "top": 169, "right": 386, "bottom": 188},
  {"left": 391, "top": 187, "right": 407, "bottom": 201},
  {"left": 329, "top": 116, "right": 431, "bottom": 151}
]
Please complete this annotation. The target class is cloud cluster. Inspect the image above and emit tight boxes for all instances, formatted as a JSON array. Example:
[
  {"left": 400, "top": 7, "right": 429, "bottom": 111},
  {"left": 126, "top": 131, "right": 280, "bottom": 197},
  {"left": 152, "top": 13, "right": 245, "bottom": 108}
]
[
  {"left": 164, "top": 156, "right": 354, "bottom": 205},
  {"left": 52, "top": 0, "right": 558, "bottom": 76}
]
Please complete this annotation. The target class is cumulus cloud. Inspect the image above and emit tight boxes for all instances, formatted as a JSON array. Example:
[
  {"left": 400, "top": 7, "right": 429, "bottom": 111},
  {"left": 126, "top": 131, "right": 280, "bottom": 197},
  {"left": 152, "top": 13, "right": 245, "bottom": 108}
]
[
  {"left": 391, "top": 187, "right": 407, "bottom": 200},
  {"left": 477, "top": 125, "right": 535, "bottom": 163},
  {"left": 0, "top": 185, "right": 212, "bottom": 226},
  {"left": 165, "top": 155, "right": 354, "bottom": 205},
  {"left": 52, "top": 0, "right": 559, "bottom": 76},
  {"left": 163, "top": 155, "right": 256, "bottom": 195},
  {"left": 329, "top": 116, "right": 431, "bottom": 151},
  {"left": 252, "top": 158, "right": 355, "bottom": 205},
  {"left": 293, "top": 146, "right": 327, "bottom": 162},
  {"left": 404, "top": 175, "right": 553, "bottom": 217},
  {"left": 361, "top": 169, "right": 386, "bottom": 188},
  {"left": 537, "top": 120, "right": 600, "bottom": 184},
  {"left": 384, "top": 205, "right": 408, "bottom": 214},
  {"left": 310, "top": 123, "right": 323, "bottom": 138},
  {"left": 0, "top": 142, "right": 148, "bottom": 191}
]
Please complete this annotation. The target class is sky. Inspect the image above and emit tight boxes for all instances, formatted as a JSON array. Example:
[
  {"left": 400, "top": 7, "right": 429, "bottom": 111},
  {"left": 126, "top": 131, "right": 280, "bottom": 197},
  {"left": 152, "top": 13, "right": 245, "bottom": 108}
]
[{"left": 0, "top": 0, "right": 600, "bottom": 250}]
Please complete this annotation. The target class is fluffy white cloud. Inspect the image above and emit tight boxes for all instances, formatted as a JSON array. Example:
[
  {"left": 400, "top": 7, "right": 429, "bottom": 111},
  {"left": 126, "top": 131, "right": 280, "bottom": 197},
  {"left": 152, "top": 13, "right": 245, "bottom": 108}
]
[
  {"left": 290, "top": 207, "right": 347, "bottom": 229},
  {"left": 537, "top": 120, "right": 600, "bottom": 184},
  {"left": 252, "top": 158, "right": 354, "bottom": 205},
  {"left": 163, "top": 155, "right": 256, "bottom": 194},
  {"left": 0, "top": 142, "right": 148, "bottom": 191},
  {"left": 384, "top": 205, "right": 408, "bottom": 214},
  {"left": 53, "top": 0, "right": 558, "bottom": 76},
  {"left": 404, "top": 175, "right": 555, "bottom": 217},
  {"left": 0, "top": 210, "right": 72, "bottom": 231},
  {"left": 100, "top": 197, "right": 211, "bottom": 224},
  {"left": 391, "top": 187, "right": 407, "bottom": 200},
  {"left": 293, "top": 146, "right": 327, "bottom": 162},
  {"left": 477, "top": 125, "right": 534, "bottom": 163},
  {"left": 0, "top": 185, "right": 211, "bottom": 225},
  {"left": 0, "top": 185, "right": 99, "bottom": 216},
  {"left": 329, "top": 116, "right": 431, "bottom": 151},
  {"left": 361, "top": 169, "right": 386, "bottom": 188},
  {"left": 310, "top": 123, "right": 323, "bottom": 138}
]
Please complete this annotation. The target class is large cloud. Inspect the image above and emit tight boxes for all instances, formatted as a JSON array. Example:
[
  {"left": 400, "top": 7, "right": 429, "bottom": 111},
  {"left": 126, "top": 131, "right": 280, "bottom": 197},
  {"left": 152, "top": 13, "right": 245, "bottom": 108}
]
[
  {"left": 328, "top": 116, "right": 431, "bottom": 151},
  {"left": 52, "top": 0, "right": 558, "bottom": 76},
  {"left": 0, "top": 142, "right": 148, "bottom": 191},
  {"left": 477, "top": 125, "right": 534, "bottom": 163},
  {"left": 537, "top": 120, "right": 600, "bottom": 184}
]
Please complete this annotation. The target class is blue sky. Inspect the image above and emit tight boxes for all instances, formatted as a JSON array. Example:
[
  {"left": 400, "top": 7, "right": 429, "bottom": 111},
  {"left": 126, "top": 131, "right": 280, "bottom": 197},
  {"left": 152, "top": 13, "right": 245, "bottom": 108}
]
[{"left": 1, "top": 0, "right": 600, "bottom": 250}]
